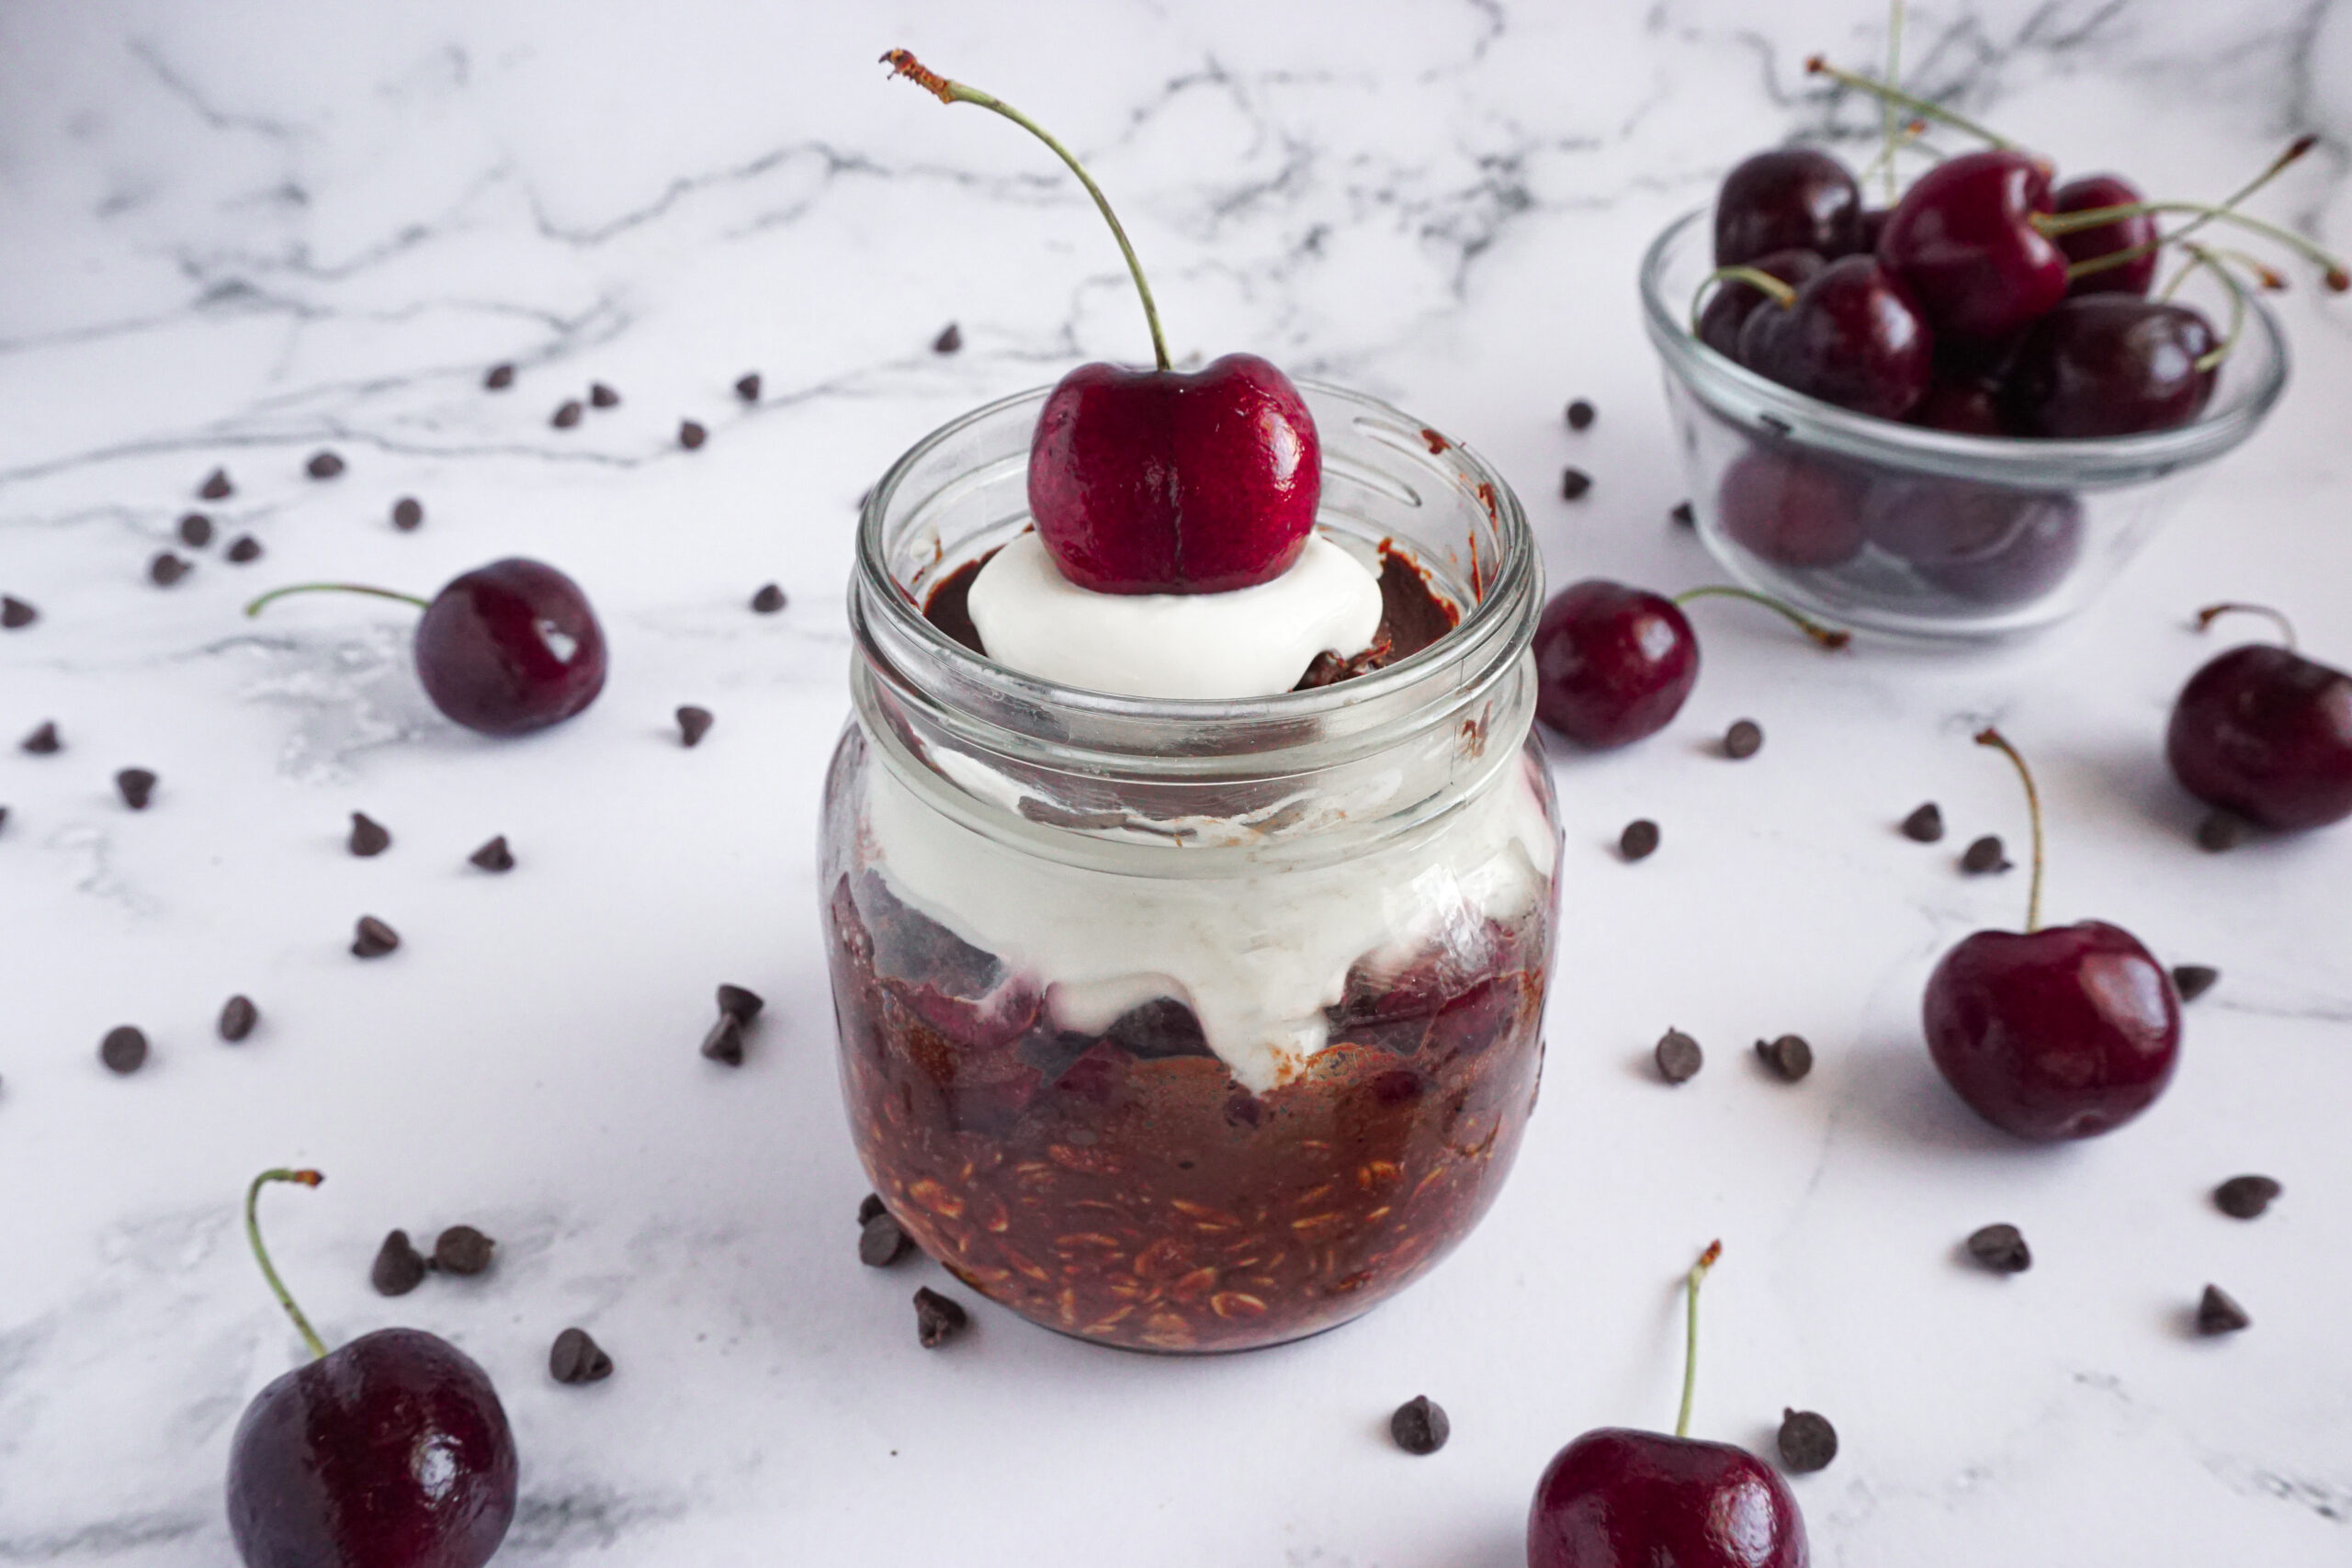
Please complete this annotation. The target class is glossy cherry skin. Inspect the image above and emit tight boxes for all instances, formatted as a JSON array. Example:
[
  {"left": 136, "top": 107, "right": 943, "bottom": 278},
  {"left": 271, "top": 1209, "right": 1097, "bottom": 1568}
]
[
  {"left": 1532, "top": 581, "right": 1697, "bottom": 749},
  {"left": 1028, "top": 353, "right": 1317, "bottom": 593},
  {"left": 228, "top": 1327, "right": 517, "bottom": 1568},
  {"left": 2052, "top": 174, "right": 2158, "bottom": 297},
  {"left": 2003, "top": 297, "right": 2218, "bottom": 437},
  {"left": 1877, "top": 149, "right": 2069, "bottom": 343},
  {"left": 1714, "top": 149, "right": 1862, "bottom": 267},
  {"left": 414, "top": 558, "right": 605, "bottom": 735},
  {"left": 1529, "top": 1428, "right": 1808, "bottom": 1568},
  {"left": 2167, "top": 644, "right": 2352, "bottom": 829},
  {"left": 1717, "top": 448, "right": 1868, "bottom": 569},
  {"left": 1924, "top": 920, "right": 2181, "bottom": 1141},
  {"left": 1736, "top": 255, "right": 1932, "bottom": 420},
  {"left": 1698, "top": 248, "right": 1823, "bottom": 361}
]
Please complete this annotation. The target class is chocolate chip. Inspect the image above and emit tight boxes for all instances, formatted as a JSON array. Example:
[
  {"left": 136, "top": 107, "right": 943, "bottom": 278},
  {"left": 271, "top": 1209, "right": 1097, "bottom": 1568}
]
[
  {"left": 1723, "top": 718, "right": 1763, "bottom": 760},
  {"left": 1902, "top": 802, "right": 1944, "bottom": 842},
  {"left": 858, "top": 1192, "right": 888, "bottom": 1226},
  {"left": 99, "top": 1025, "right": 148, "bottom": 1075},
  {"left": 1965, "top": 1223, "right": 2030, "bottom": 1274},
  {"left": 351, "top": 915, "right": 400, "bottom": 958},
  {"left": 1655, "top": 1028, "right": 1702, "bottom": 1085},
  {"left": 218, "top": 995, "right": 258, "bottom": 1043},
  {"left": 2196, "top": 1284, "right": 2250, "bottom": 1336},
  {"left": 2171, "top": 964, "right": 2219, "bottom": 1002},
  {"left": 1389, "top": 1394, "right": 1450, "bottom": 1455},
  {"left": 199, "top": 467, "right": 234, "bottom": 500},
  {"left": 116, "top": 769, "right": 157, "bottom": 810},
  {"left": 347, "top": 812, "right": 391, "bottom": 857},
  {"left": 484, "top": 363, "right": 515, "bottom": 390},
  {"left": 1566, "top": 398, "right": 1597, "bottom": 431},
  {"left": 1962, "top": 835, "right": 2009, "bottom": 874},
  {"left": 751, "top": 583, "right": 786, "bottom": 614},
  {"left": 860, "top": 1211, "right": 913, "bottom": 1268},
  {"left": 432, "top": 1224, "right": 495, "bottom": 1277},
  {"left": 1619, "top": 818, "right": 1660, "bottom": 862},
  {"left": 1670, "top": 500, "right": 1695, "bottom": 526},
  {"left": 306, "top": 450, "right": 345, "bottom": 479},
  {"left": 21, "top": 721, "right": 60, "bottom": 754},
  {"left": 225, "top": 536, "right": 263, "bottom": 564},
  {"left": 149, "top": 551, "right": 190, "bottom": 586},
  {"left": 933, "top": 322, "right": 962, "bottom": 354},
  {"left": 1559, "top": 467, "right": 1592, "bottom": 501},
  {"left": 913, "top": 1286, "right": 968, "bottom": 1348},
  {"left": 550, "top": 400, "right": 582, "bottom": 429},
  {"left": 469, "top": 835, "right": 514, "bottom": 872},
  {"left": 2213, "top": 1175, "right": 2281, "bottom": 1220},
  {"left": 176, "top": 513, "right": 213, "bottom": 548},
  {"left": 1756, "top": 1033, "right": 1814, "bottom": 1082},
  {"left": 589, "top": 382, "right": 619, "bottom": 409},
  {"left": 700, "top": 1014, "right": 745, "bottom": 1066},
  {"left": 717, "top": 984, "right": 764, "bottom": 1022},
  {"left": 2197, "top": 809, "right": 2251, "bottom": 852},
  {"left": 676, "top": 705, "right": 714, "bottom": 747},
  {"left": 391, "top": 497, "right": 424, "bottom": 531},
  {"left": 549, "top": 1325, "right": 615, "bottom": 1384},
  {"left": 734, "top": 372, "right": 762, "bottom": 402},
  {"left": 1777, "top": 1408, "right": 1837, "bottom": 1472},
  {"left": 679, "top": 420, "right": 707, "bottom": 450},
  {"left": 2, "top": 596, "right": 35, "bottom": 629},
  {"left": 371, "top": 1230, "right": 427, "bottom": 1296}
]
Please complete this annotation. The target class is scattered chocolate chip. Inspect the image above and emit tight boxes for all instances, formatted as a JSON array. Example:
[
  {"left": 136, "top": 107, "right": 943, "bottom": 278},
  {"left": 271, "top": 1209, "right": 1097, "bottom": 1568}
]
[
  {"left": 149, "top": 551, "right": 190, "bottom": 586},
  {"left": 347, "top": 812, "right": 391, "bottom": 857},
  {"left": 1756, "top": 1033, "right": 1814, "bottom": 1082},
  {"left": 225, "top": 535, "right": 263, "bottom": 564},
  {"left": 717, "top": 984, "right": 764, "bottom": 1022},
  {"left": 1962, "top": 835, "right": 2010, "bottom": 874},
  {"left": 676, "top": 705, "right": 714, "bottom": 747},
  {"left": 1965, "top": 1223, "right": 2030, "bottom": 1274},
  {"left": 484, "top": 363, "right": 515, "bottom": 390},
  {"left": 371, "top": 1230, "right": 427, "bottom": 1296},
  {"left": 913, "top": 1286, "right": 968, "bottom": 1348},
  {"left": 2213, "top": 1175, "right": 2281, "bottom": 1220},
  {"left": 218, "top": 995, "right": 258, "bottom": 1043},
  {"left": 734, "top": 372, "right": 763, "bottom": 402},
  {"left": 858, "top": 1192, "right": 888, "bottom": 1226},
  {"left": 1619, "top": 818, "right": 1660, "bottom": 862},
  {"left": 306, "top": 450, "right": 345, "bottom": 479},
  {"left": 469, "top": 835, "right": 514, "bottom": 872},
  {"left": 2197, "top": 809, "right": 2251, "bottom": 852},
  {"left": 860, "top": 1211, "right": 913, "bottom": 1268},
  {"left": 1655, "top": 1028, "right": 1702, "bottom": 1085},
  {"left": 99, "top": 1025, "right": 149, "bottom": 1075},
  {"left": 1670, "top": 500, "right": 1695, "bottom": 526},
  {"left": 199, "top": 467, "right": 235, "bottom": 501},
  {"left": 1723, "top": 718, "right": 1763, "bottom": 760},
  {"left": 679, "top": 420, "right": 707, "bottom": 450},
  {"left": 1566, "top": 398, "right": 1597, "bottom": 431},
  {"left": 751, "top": 582, "right": 786, "bottom": 614},
  {"left": 550, "top": 400, "right": 582, "bottom": 429},
  {"left": 351, "top": 915, "right": 400, "bottom": 958},
  {"left": 2196, "top": 1284, "right": 2250, "bottom": 1336},
  {"left": 22, "top": 721, "right": 60, "bottom": 754},
  {"left": 1902, "top": 802, "right": 1944, "bottom": 842},
  {"left": 1, "top": 595, "right": 35, "bottom": 629},
  {"left": 116, "top": 769, "right": 157, "bottom": 810},
  {"left": 549, "top": 1325, "right": 614, "bottom": 1384},
  {"left": 700, "top": 1014, "right": 745, "bottom": 1066},
  {"left": 176, "top": 512, "right": 213, "bottom": 548},
  {"left": 589, "top": 382, "right": 619, "bottom": 409},
  {"left": 1777, "top": 1408, "right": 1837, "bottom": 1472},
  {"left": 2171, "top": 964, "right": 2219, "bottom": 1002},
  {"left": 432, "top": 1224, "right": 495, "bottom": 1277},
  {"left": 1560, "top": 466, "right": 1592, "bottom": 500},
  {"left": 933, "top": 322, "right": 962, "bottom": 354},
  {"left": 391, "top": 497, "right": 424, "bottom": 531},
  {"left": 1389, "top": 1394, "right": 1451, "bottom": 1455}
]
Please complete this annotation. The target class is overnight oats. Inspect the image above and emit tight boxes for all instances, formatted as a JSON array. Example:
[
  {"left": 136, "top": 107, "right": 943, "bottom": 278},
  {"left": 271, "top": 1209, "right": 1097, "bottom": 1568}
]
[{"left": 822, "top": 382, "right": 1561, "bottom": 1352}]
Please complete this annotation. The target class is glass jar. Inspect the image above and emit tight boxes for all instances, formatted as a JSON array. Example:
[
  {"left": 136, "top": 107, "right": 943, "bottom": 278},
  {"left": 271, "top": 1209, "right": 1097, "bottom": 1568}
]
[{"left": 822, "top": 381, "right": 1560, "bottom": 1353}]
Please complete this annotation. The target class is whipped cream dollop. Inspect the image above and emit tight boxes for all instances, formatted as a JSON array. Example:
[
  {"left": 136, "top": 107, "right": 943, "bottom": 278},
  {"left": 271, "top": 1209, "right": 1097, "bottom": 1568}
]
[{"left": 964, "top": 531, "right": 1384, "bottom": 699}]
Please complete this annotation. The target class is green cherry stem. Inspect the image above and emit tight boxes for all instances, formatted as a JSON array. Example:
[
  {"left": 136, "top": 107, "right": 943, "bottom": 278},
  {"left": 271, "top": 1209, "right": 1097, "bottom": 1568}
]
[
  {"left": 2196, "top": 601, "right": 2299, "bottom": 651},
  {"left": 2064, "top": 136, "right": 2319, "bottom": 284},
  {"left": 2167, "top": 243, "right": 2251, "bottom": 373},
  {"left": 1804, "top": 55, "right": 2013, "bottom": 150},
  {"left": 1974, "top": 728, "right": 2044, "bottom": 934},
  {"left": 1690, "top": 265, "right": 1799, "bottom": 333},
  {"left": 883, "top": 49, "right": 1170, "bottom": 371},
  {"left": 2034, "top": 201, "right": 2347, "bottom": 292},
  {"left": 244, "top": 583, "right": 431, "bottom": 619},
  {"left": 1675, "top": 584, "right": 1853, "bottom": 649},
  {"left": 246, "top": 1168, "right": 330, "bottom": 1361},
  {"left": 1675, "top": 1239, "right": 1724, "bottom": 1440}
]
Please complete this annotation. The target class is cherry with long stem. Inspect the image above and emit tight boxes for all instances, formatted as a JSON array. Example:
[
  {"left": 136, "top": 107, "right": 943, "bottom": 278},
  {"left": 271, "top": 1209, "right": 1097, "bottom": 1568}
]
[
  {"left": 2065, "top": 135, "right": 2317, "bottom": 285},
  {"left": 2196, "top": 601, "right": 2298, "bottom": 650},
  {"left": 1676, "top": 584, "right": 1852, "bottom": 650},
  {"left": 1673, "top": 1239, "right": 1724, "bottom": 1439},
  {"left": 247, "top": 1168, "right": 330, "bottom": 1360},
  {"left": 1974, "top": 727, "right": 2044, "bottom": 933},
  {"left": 244, "top": 583, "right": 430, "bottom": 618},
  {"left": 2036, "top": 199, "right": 2347, "bottom": 291}
]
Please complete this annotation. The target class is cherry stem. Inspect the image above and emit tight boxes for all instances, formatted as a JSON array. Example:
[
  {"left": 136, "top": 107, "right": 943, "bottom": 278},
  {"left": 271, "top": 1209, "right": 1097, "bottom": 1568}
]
[
  {"left": 246, "top": 1168, "right": 330, "bottom": 1361},
  {"left": 1690, "top": 265, "right": 1799, "bottom": 334},
  {"left": 2167, "top": 243, "right": 2250, "bottom": 373},
  {"left": 2062, "top": 136, "right": 2318, "bottom": 284},
  {"left": 1973, "top": 728, "right": 2044, "bottom": 934},
  {"left": 882, "top": 50, "right": 1170, "bottom": 372},
  {"left": 244, "top": 582, "right": 431, "bottom": 619},
  {"left": 1674, "top": 1239, "right": 1724, "bottom": 1440},
  {"left": 2196, "top": 601, "right": 2298, "bottom": 651},
  {"left": 1804, "top": 56, "right": 2012, "bottom": 150},
  {"left": 1880, "top": 0, "right": 1907, "bottom": 205},
  {"left": 2034, "top": 201, "right": 2347, "bottom": 291},
  {"left": 1675, "top": 584, "right": 1852, "bottom": 650}
]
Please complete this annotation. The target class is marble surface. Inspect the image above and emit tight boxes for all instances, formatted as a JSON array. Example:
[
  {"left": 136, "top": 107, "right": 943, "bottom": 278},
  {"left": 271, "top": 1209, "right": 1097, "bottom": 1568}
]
[{"left": 4, "top": 1, "right": 2350, "bottom": 1562}]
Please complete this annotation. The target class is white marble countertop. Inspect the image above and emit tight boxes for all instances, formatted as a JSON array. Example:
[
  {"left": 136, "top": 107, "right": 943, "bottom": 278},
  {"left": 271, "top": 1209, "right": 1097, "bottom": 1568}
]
[{"left": 4, "top": 2, "right": 2350, "bottom": 1562}]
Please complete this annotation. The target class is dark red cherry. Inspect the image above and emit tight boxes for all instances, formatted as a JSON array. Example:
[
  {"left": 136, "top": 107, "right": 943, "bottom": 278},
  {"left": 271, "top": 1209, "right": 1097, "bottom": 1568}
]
[
  {"left": 1717, "top": 448, "right": 1869, "bottom": 569},
  {"left": 1877, "top": 149, "right": 2069, "bottom": 342},
  {"left": 1857, "top": 207, "right": 1891, "bottom": 254},
  {"left": 1714, "top": 148, "right": 1862, "bottom": 266},
  {"left": 1923, "top": 732, "right": 2180, "bottom": 1141},
  {"left": 1736, "top": 254, "right": 1933, "bottom": 419},
  {"left": 1907, "top": 377, "right": 2008, "bottom": 434},
  {"left": 2166, "top": 607, "right": 2352, "bottom": 830},
  {"left": 2052, "top": 174, "right": 2158, "bottom": 297},
  {"left": 1532, "top": 581, "right": 1697, "bottom": 750},
  {"left": 2003, "top": 296, "right": 2218, "bottom": 436},
  {"left": 1862, "top": 479, "right": 2082, "bottom": 605},
  {"left": 1697, "top": 248, "right": 1823, "bottom": 361}
]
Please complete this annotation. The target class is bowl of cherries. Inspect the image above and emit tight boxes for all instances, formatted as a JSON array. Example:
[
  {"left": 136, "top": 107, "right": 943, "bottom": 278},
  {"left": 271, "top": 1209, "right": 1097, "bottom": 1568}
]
[{"left": 1640, "top": 57, "right": 2341, "bottom": 640}]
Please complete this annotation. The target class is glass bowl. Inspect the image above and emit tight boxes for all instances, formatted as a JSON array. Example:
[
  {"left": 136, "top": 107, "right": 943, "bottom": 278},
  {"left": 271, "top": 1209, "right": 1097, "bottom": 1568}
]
[{"left": 1639, "top": 207, "right": 2290, "bottom": 640}]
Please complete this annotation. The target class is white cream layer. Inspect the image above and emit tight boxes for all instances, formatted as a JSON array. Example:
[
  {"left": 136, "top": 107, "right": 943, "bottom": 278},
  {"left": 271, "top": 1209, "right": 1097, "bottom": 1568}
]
[{"left": 964, "top": 532, "right": 1385, "bottom": 700}]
